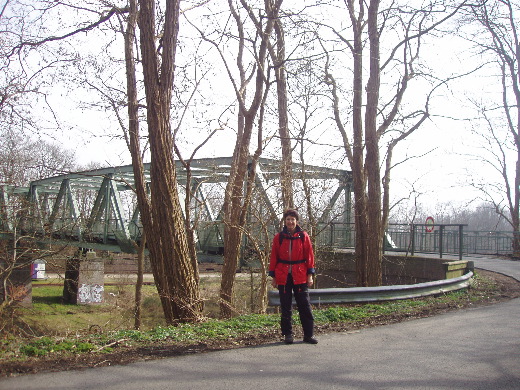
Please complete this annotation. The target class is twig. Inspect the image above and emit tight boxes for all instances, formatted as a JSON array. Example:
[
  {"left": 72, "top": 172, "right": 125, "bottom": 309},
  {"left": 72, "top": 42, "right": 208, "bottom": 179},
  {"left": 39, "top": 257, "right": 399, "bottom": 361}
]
[{"left": 95, "top": 338, "right": 129, "bottom": 353}]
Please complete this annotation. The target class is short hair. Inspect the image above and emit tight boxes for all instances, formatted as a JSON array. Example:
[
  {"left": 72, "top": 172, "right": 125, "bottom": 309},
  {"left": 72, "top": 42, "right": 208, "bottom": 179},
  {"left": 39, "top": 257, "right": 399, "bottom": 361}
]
[{"left": 283, "top": 209, "right": 299, "bottom": 221}]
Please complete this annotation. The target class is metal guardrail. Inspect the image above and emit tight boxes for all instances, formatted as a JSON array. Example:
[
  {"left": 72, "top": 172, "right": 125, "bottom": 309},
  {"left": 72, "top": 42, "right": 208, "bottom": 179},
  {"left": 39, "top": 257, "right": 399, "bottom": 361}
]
[{"left": 268, "top": 271, "right": 473, "bottom": 306}]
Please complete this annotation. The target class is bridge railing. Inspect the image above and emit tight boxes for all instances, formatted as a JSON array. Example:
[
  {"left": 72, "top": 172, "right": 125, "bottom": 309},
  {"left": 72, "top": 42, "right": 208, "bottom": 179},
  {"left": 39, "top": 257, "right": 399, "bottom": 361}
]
[{"left": 314, "top": 222, "right": 515, "bottom": 257}]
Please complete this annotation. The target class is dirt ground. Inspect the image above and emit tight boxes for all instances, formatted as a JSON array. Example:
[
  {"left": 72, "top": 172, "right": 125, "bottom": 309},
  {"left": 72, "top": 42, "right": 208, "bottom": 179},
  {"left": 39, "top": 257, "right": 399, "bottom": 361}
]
[{"left": 1, "top": 269, "right": 519, "bottom": 378}]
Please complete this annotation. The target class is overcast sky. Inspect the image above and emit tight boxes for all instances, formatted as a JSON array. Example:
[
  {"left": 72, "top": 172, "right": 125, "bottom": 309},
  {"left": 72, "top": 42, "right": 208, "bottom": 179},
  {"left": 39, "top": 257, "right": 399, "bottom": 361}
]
[{"left": 25, "top": 1, "right": 513, "bottom": 214}]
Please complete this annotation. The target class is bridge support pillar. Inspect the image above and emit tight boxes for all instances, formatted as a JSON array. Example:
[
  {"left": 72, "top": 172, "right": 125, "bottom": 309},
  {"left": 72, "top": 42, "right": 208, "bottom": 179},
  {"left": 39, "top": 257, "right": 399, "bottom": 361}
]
[{"left": 62, "top": 250, "right": 104, "bottom": 304}]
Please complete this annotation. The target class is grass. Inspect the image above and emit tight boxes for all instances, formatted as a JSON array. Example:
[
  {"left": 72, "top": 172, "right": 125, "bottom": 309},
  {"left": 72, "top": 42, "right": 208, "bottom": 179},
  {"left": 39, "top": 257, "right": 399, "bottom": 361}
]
[
  {"left": 0, "top": 271, "right": 506, "bottom": 364},
  {"left": 22, "top": 274, "right": 257, "bottom": 333}
]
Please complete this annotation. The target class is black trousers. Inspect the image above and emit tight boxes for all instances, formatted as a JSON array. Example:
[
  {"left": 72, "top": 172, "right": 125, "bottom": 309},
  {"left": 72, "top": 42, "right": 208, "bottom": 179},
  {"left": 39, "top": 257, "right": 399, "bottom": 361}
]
[{"left": 278, "top": 273, "right": 314, "bottom": 338}]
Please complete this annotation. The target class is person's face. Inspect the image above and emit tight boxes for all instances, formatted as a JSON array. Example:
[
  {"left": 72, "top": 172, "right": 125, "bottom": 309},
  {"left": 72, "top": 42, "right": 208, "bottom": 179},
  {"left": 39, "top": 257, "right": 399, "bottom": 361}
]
[{"left": 285, "top": 216, "right": 297, "bottom": 232}]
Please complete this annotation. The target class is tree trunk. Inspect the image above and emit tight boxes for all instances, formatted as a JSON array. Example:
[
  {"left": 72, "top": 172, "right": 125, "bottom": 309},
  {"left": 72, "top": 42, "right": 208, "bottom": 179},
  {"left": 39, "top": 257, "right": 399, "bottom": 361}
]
[
  {"left": 220, "top": 115, "right": 255, "bottom": 318},
  {"left": 134, "top": 233, "right": 146, "bottom": 330},
  {"left": 256, "top": 252, "right": 269, "bottom": 313},
  {"left": 364, "top": 0, "right": 382, "bottom": 286},
  {"left": 338, "top": 0, "right": 383, "bottom": 287},
  {"left": 349, "top": 0, "right": 370, "bottom": 287},
  {"left": 273, "top": 17, "right": 294, "bottom": 210},
  {"left": 125, "top": 0, "right": 202, "bottom": 323}
]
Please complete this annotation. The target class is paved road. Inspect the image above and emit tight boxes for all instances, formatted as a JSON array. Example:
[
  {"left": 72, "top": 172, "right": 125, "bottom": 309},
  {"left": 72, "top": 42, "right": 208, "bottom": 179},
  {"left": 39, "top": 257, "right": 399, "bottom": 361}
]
[
  {"left": 1, "top": 256, "right": 519, "bottom": 390},
  {"left": 418, "top": 253, "right": 520, "bottom": 282}
]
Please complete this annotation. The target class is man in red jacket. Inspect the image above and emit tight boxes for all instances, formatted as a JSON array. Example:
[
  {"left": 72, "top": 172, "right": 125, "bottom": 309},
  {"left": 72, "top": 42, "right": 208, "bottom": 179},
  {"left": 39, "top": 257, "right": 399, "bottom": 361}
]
[{"left": 269, "top": 209, "right": 318, "bottom": 344}]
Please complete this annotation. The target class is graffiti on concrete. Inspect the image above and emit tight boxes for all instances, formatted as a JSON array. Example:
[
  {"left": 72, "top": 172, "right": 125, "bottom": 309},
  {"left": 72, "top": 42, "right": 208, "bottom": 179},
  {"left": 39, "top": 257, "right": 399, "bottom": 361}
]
[{"left": 78, "top": 283, "right": 104, "bottom": 304}]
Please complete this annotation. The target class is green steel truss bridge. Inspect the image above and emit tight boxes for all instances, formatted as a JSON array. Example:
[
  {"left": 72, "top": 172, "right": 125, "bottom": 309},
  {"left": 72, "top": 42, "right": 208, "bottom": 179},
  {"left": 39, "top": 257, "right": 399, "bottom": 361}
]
[{"left": 0, "top": 157, "right": 353, "bottom": 254}]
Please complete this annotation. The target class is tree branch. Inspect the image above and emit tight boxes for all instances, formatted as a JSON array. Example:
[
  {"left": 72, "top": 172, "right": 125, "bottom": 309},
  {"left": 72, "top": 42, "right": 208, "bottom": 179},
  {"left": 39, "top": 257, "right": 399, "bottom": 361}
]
[{"left": 8, "top": 6, "right": 129, "bottom": 58}]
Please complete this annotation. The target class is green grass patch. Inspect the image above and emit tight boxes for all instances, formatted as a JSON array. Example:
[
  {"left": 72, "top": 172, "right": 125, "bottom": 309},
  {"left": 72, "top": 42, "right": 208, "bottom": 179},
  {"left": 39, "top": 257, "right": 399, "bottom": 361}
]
[{"left": 18, "top": 338, "right": 95, "bottom": 357}]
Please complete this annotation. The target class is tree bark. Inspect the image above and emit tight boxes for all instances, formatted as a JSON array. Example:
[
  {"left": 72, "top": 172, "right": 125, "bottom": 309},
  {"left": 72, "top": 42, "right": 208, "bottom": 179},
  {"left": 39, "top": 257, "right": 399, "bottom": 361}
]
[
  {"left": 273, "top": 17, "right": 294, "bottom": 210},
  {"left": 134, "top": 233, "right": 146, "bottom": 330},
  {"left": 349, "top": 0, "right": 371, "bottom": 287},
  {"left": 364, "top": 0, "right": 382, "bottom": 286},
  {"left": 124, "top": 0, "right": 202, "bottom": 323}
]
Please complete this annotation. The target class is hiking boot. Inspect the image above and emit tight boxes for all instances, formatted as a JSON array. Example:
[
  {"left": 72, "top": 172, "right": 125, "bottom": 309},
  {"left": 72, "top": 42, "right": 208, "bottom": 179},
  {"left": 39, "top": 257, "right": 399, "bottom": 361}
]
[
  {"left": 284, "top": 334, "right": 294, "bottom": 344},
  {"left": 303, "top": 336, "right": 318, "bottom": 344}
]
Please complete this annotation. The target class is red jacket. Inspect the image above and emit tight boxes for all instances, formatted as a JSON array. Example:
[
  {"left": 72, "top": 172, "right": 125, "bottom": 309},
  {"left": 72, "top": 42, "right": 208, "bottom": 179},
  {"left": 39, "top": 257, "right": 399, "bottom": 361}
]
[{"left": 269, "top": 226, "right": 315, "bottom": 285}]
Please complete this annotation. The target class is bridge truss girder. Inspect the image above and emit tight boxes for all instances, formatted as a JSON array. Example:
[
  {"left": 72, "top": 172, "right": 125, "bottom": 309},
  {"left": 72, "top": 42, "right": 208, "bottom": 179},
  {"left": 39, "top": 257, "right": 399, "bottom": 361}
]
[{"left": 0, "top": 157, "right": 353, "bottom": 254}]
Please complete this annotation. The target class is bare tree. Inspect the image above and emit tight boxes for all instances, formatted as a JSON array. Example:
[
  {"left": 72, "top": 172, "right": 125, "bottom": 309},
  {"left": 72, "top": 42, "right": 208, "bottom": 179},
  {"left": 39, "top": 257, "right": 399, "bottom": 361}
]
[
  {"left": 123, "top": 0, "right": 203, "bottom": 323},
  {"left": 462, "top": 0, "right": 520, "bottom": 255},
  {"left": 186, "top": 0, "right": 280, "bottom": 317},
  {"left": 0, "top": 130, "right": 76, "bottom": 186},
  {"left": 321, "top": 1, "right": 472, "bottom": 286},
  {"left": 215, "top": 0, "right": 280, "bottom": 318}
]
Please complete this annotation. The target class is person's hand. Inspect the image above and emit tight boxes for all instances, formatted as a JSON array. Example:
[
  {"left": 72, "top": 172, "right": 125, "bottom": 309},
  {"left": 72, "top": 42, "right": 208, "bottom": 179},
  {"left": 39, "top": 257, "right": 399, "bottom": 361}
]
[
  {"left": 271, "top": 278, "right": 277, "bottom": 288},
  {"left": 307, "top": 274, "right": 314, "bottom": 287}
]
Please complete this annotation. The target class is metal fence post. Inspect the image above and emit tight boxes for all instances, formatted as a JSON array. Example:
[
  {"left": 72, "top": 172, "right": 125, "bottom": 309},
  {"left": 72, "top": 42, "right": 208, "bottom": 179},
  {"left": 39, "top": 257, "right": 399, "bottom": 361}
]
[
  {"left": 439, "top": 225, "right": 444, "bottom": 259},
  {"left": 410, "top": 224, "right": 415, "bottom": 256},
  {"left": 459, "top": 224, "right": 464, "bottom": 260}
]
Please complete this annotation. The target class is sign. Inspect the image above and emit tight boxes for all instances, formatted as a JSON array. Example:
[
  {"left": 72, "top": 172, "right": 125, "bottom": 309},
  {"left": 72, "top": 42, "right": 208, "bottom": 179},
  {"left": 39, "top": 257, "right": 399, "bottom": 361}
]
[{"left": 425, "top": 216, "right": 435, "bottom": 232}]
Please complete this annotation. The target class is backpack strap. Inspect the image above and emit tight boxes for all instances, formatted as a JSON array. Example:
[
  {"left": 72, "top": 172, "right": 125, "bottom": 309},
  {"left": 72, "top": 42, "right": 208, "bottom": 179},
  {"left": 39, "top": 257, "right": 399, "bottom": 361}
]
[
  {"left": 279, "top": 231, "right": 305, "bottom": 245},
  {"left": 277, "top": 231, "right": 307, "bottom": 266}
]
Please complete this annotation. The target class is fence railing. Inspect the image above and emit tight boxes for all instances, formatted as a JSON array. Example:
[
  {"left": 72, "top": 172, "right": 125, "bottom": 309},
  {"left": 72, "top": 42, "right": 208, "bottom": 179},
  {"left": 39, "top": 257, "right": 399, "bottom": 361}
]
[{"left": 314, "top": 222, "right": 516, "bottom": 258}]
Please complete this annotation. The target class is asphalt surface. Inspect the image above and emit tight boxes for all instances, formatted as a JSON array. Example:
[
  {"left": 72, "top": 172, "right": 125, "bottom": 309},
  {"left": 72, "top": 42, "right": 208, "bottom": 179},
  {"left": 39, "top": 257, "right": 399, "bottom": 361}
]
[{"left": 1, "top": 256, "right": 519, "bottom": 390}]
